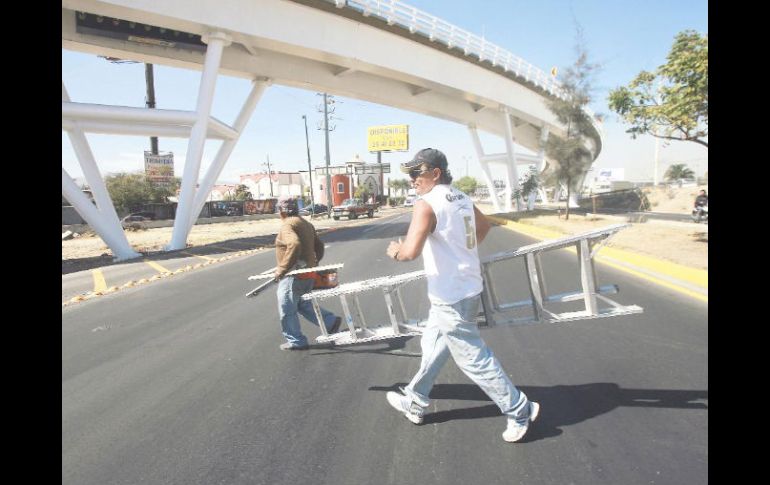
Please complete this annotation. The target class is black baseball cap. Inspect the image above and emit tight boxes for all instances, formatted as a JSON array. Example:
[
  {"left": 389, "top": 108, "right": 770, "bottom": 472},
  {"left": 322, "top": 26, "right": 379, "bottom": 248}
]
[{"left": 400, "top": 148, "right": 448, "bottom": 174}]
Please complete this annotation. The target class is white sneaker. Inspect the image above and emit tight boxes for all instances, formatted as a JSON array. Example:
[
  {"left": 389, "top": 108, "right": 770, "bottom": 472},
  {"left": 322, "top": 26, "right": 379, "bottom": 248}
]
[
  {"left": 502, "top": 401, "right": 540, "bottom": 443},
  {"left": 386, "top": 390, "right": 424, "bottom": 424}
]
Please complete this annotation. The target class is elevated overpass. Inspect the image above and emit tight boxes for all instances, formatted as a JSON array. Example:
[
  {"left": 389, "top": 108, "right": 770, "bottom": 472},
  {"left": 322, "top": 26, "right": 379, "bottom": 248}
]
[{"left": 62, "top": 0, "right": 602, "bottom": 259}]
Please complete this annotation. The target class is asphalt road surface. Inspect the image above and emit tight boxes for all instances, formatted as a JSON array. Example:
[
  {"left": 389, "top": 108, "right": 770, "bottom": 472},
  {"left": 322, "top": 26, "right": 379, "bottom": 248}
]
[{"left": 62, "top": 213, "right": 707, "bottom": 485}]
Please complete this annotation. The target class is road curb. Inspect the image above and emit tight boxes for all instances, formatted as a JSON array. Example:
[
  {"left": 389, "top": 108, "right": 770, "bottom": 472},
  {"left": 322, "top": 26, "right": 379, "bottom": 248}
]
[{"left": 63, "top": 209, "right": 409, "bottom": 308}]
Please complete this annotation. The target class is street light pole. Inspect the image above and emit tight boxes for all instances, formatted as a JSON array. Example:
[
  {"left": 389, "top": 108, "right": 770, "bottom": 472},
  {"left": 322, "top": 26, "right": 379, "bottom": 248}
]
[
  {"left": 145, "top": 63, "right": 159, "bottom": 155},
  {"left": 264, "top": 154, "right": 274, "bottom": 197},
  {"left": 323, "top": 93, "right": 332, "bottom": 218},
  {"left": 302, "top": 115, "right": 315, "bottom": 216}
]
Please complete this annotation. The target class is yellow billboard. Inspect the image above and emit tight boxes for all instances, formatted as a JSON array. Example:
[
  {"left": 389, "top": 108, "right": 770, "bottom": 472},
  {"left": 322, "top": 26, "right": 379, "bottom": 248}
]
[{"left": 367, "top": 124, "right": 409, "bottom": 152}]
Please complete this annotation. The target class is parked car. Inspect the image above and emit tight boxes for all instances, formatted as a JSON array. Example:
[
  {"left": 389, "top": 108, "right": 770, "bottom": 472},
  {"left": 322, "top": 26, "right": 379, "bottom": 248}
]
[
  {"left": 121, "top": 214, "right": 150, "bottom": 228},
  {"left": 332, "top": 198, "right": 377, "bottom": 220},
  {"left": 404, "top": 195, "right": 417, "bottom": 207},
  {"left": 128, "top": 211, "right": 156, "bottom": 220},
  {"left": 299, "top": 203, "right": 328, "bottom": 216}
]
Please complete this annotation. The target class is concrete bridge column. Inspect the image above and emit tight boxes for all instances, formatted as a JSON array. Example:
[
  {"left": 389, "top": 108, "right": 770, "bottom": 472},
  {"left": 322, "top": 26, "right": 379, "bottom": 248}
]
[
  {"left": 168, "top": 31, "right": 232, "bottom": 251},
  {"left": 62, "top": 83, "right": 140, "bottom": 261},
  {"left": 186, "top": 79, "right": 271, "bottom": 234},
  {"left": 501, "top": 108, "right": 519, "bottom": 212},
  {"left": 468, "top": 125, "right": 501, "bottom": 213}
]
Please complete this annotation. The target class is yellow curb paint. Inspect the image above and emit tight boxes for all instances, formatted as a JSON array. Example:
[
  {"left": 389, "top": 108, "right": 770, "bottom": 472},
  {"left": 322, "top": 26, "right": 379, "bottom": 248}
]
[
  {"left": 182, "top": 251, "right": 215, "bottom": 261},
  {"left": 92, "top": 269, "right": 107, "bottom": 293},
  {"left": 487, "top": 215, "right": 708, "bottom": 301},
  {"left": 594, "top": 258, "right": 708, "bottom": 303},
  {"left": 144, "top": 259, "right": 171, "bottom": 273},
  {"left": 598, "top": 246, "right": 707, "bottom": 288}
]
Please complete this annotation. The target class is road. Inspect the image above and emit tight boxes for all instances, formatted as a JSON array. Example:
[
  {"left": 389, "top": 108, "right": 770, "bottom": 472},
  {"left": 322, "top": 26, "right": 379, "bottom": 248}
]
[{"left": 62, "top": 212, "right": 707, "bottom": 485}]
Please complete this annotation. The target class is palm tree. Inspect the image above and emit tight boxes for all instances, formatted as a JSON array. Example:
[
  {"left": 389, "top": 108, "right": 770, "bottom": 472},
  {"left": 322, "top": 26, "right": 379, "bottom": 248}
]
[
  {"left": 389, "top": 178, "right": 410, "bottom": 197},
  {"left": 664, "top": 164, "right": 695, "bottom": 182},
  {"left": 398, "top": 179, "right": 411, "bottom": 196}
]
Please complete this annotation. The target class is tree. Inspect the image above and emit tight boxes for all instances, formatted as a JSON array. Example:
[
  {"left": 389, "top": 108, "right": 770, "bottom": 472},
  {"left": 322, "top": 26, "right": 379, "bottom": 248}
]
[
  {"left": 235, "top": 184, "right": 253, "bottom": 201},
  {"left": 513, "top": 170, "right": 539, "bottom": 210},
  {"left": 105, "top": 172, "right": 177, "bottom": 214},
  {"left": 608, "top": 30, "right": 708, "bottom": 148},
  {"left": 452, "top": 176, "right": 479, "bottom": 195},
  {"left": 354, "top": 185, "right": 368, "bottom": 199},
  {"left": 545, "top": 31, "right": 601, "bottom": 220},
  {"left": 388, "top": 178, "right": 411, "bottom": 197},
  {"left": 664, "top": 163, "right": 695, "bottom": 182}
]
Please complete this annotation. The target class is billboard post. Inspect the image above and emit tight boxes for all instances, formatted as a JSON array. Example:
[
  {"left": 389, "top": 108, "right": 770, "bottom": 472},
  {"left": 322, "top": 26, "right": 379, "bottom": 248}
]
[{"left": 367, "top": 124, "right": 409, "bottom": 202}]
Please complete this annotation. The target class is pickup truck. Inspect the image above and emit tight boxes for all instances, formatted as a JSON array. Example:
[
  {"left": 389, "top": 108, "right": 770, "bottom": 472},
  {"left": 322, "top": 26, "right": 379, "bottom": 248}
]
[{"left": 332, "top": 198, "right": 377, "bottom": 220}]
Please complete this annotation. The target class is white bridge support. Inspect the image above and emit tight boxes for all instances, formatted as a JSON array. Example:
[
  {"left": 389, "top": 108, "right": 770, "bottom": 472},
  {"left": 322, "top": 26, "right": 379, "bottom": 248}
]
[
  {"left": 185, "top": 79, "right": 269, "bottom": 237},
  {"left": 470, "top": 111, "right": 553, "bottom": 213},
  {"left": 62, "top": 30, "right": 269, "bottom": 258},
  {"left": 470, "top": 120, "right": 551, "bottom": 213},
  {"left": 63, "top": 0, "right": 603, "bottom": 252},
  {"left": 500, "top": 107, "right": 519, "bottom": 212},
  {"left": 469, "top": 123, "right": 516, "bottom": 213},
  {"left": 535, "top": 127, "right": 549, "bottom": 207},
  {"left": 168, "top": 31, "right": 230, "bottom": 251},
  {"left": 62, "top": 83, "right": 141, "bottom": 261}
]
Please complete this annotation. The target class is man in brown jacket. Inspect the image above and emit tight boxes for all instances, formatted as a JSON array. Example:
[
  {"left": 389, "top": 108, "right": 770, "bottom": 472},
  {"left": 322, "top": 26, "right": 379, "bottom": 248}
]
[{"left": 274, "top": 196, "right": 341, "bottom": 350}]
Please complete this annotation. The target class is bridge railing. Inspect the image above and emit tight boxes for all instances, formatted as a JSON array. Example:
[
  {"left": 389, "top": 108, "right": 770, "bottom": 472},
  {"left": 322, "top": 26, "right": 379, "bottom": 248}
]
[
  {"left": 328, "top": 0, "right": 602, "bottom": 134},
  {"left": 330, "top": 0, "right": 562, "bottom": 97}
]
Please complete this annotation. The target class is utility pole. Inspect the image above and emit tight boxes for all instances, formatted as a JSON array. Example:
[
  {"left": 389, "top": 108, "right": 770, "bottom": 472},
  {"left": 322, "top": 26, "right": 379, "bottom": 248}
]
[
  {"left": 317, "top": 93, "right": 337, "bottom": 218},
  {"left": 263, "top": 155, "right": 274, "bottom": 197},
  {"left": 323, "top": 93, "right": 332, "bottom": 216},
  {"left": 377, "top": 151, "right": 383, "bottom": 203},
  {"left": 145, "top": 63, "right": 159, "bottom": 155},
  {"left": 302, "top": 115, "right": 315, "bottom": 216}
]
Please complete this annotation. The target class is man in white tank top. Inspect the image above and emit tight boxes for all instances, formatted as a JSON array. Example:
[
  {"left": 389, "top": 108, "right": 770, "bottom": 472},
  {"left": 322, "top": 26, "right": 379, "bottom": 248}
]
[{"left": 384, "top": 148, "right": 539, "bottom": 443}]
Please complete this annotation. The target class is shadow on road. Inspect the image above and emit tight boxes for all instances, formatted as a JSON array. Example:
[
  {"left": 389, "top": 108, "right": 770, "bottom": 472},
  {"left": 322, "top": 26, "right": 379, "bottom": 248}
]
[{"left": 368, "top": 382, "right": 707, "bottom": 442}]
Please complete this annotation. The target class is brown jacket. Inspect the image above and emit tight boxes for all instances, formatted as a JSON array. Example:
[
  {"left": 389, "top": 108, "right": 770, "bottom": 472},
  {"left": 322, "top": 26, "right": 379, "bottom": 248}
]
[{"left": 274, "top": 216, "right": 325, "bottom": 278}]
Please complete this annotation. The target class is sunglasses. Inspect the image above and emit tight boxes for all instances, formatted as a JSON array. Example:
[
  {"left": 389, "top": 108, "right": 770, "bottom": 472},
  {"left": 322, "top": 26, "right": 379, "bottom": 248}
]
[{"left": 408, "top": 167, "right": 434, "bottom": 180}]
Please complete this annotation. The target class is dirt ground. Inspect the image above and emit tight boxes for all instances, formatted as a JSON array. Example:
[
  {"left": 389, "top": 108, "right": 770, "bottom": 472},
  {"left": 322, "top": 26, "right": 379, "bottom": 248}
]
[
  {"left": 495, "top": 212, "right": 708, "bottom": 270},
  {"left": 62, "top": 219, "right": 284, "bottom": 261},
  {"left": 643, "top": 184, "right": 708, "bottom": 214},
  {"left": 61, "top": 209, "right": 409, "bottom": 265},
  {"left": 63, "top": 193, "right": 707, "bottom": 271}
]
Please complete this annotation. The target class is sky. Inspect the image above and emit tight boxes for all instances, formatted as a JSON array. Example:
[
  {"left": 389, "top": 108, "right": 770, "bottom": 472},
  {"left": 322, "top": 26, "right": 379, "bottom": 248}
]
[{"left": 62, "top": 0, "right": 708, "bottom": 186}]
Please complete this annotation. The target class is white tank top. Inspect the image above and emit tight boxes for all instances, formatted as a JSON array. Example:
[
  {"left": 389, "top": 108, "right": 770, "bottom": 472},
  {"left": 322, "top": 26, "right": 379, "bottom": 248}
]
[{"left": 419, "top": 184, "right": 483, "bottom": 304}]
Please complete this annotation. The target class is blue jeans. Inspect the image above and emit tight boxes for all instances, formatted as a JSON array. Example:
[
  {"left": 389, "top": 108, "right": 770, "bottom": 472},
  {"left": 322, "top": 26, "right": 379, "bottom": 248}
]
[
  {"left": 277, "top": 276, "right": 337, "bottom": 346},
  {"left": 403, "top": 294, "right": 533, "bottom": 423}
]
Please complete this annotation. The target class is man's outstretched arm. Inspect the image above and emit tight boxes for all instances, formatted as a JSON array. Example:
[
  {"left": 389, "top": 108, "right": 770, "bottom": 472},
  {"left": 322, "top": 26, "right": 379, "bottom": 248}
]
[{"left": 474, "top": 205, "right": 491, "bottom": 245}]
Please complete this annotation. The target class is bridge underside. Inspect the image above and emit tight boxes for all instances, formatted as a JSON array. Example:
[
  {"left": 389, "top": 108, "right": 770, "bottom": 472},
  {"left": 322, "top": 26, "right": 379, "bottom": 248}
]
[{"left": 61, "top": 0, "right": 601, "bottom": 259}]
